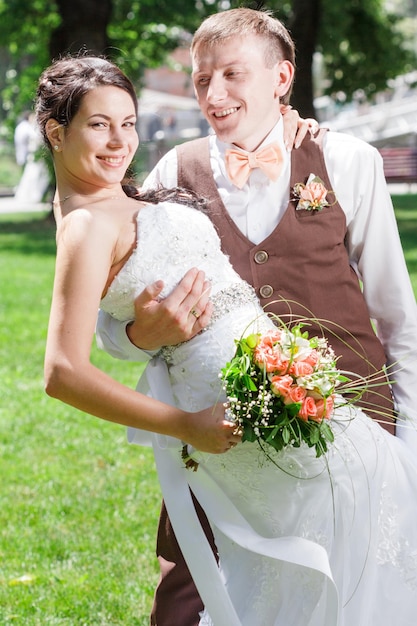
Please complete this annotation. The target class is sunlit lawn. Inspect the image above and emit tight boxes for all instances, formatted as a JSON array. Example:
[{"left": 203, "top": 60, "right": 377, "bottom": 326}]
[
  {"left": 392, "top": 194, "right": 417, "bottom": 294},
  {"left": 0, "top": 212, "right": 158, "bottom": 625},
  {"left": 0, "top": 195, "right": 416, "bottom": 624}
]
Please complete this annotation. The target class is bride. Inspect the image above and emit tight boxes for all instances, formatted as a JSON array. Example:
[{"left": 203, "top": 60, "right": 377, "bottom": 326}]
[{"left": 40, "top": 56, "right": 417, "bottom": 626}]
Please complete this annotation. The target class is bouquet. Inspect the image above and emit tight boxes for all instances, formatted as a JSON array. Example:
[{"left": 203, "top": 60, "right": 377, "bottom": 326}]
[{"left": 220, "top": 323, "right": 350, "bottom": 459}]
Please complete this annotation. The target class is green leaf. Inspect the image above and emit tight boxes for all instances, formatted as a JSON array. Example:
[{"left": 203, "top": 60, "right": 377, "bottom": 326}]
[
  {"left": 309, "top": 426, "right": 320, "bottom": 444},
  {"left": 242, "top": 427, "right": 257, "bottom": 443},
  {"left": 320, "top": 421, "right": 335, "bottom": 443},
  {"left": 242, "top": 374, "right": 257, "bottom": 391},
  {"left": 286, "top": 403, "right": 302, "bottom": 417},
  {"left": 282, "top": 426, "right": 291, "bottom": 444}
]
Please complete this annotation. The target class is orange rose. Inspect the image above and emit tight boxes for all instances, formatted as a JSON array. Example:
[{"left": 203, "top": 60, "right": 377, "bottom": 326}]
[
  {"left": 258, "top": 330, "right": 283, "bottom": 348},
  {"left": 289, "top": 360, "right": 314, "bottom": 377},
  {"left": 270, "top": 374, "right": 293, "bottom": 397},
  {"left": 298, "top": 396, "right": 318, "bottom": 421},
  {"left": 300, "top": 181, "right": 327, "bottom": 206},
  {"left": 283, "top": 385, "right": 307, "bottom": 405},
  {"left": 255, "top": 343, "right": 289, "bottom": 373},
  {"left": 315, "top": 396, "right": 335, "bottom": 421}
]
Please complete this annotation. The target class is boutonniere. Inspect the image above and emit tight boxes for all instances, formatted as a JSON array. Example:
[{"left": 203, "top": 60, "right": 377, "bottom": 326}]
[{"left": 292, "top": 173, "right": 335, "bottom": 212}]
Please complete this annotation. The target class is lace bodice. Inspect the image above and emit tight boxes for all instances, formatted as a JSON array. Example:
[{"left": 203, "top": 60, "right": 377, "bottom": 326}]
[
  {"left": 101, "top": 201, "right": 272, "bottom": 411},
  {"left": 101, "top": 201, "right": 242, "bottom": 321}
]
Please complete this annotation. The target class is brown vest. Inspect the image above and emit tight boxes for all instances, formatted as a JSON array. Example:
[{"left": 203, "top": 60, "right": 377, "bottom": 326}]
[{"left": 176, "top": 132, "right": 395, "bottom": 432}]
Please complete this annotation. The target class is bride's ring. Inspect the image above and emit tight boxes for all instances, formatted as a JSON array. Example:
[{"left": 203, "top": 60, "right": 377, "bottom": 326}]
[{"left": 190, "top": 308, "right": 200, "bottom": 319}]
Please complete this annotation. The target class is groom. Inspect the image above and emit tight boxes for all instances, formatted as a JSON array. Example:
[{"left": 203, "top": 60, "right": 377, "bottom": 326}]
[{"left": 96, "top": 7, "right": 417, "bottom": 626}]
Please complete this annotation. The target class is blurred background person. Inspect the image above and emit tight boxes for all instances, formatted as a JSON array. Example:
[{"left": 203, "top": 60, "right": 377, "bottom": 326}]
[
  {"left": 14, "top": 110, "right": 50, "bottom": 203},
  {"left": 14, "top": 110, "right": 35, "bottom": 167}
]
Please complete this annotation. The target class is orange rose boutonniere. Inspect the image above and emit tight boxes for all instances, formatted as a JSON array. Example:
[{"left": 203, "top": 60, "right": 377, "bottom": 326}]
[{"left": 293, "top": 173, "right": 336, "bottom": 212}]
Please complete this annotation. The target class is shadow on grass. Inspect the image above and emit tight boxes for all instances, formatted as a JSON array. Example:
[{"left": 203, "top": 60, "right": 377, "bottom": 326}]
[{"left": 0, "top": 212, "right": 56, "bottom": 256}]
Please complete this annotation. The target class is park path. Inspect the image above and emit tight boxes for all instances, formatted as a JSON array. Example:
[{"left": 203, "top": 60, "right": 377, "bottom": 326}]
[{"left": 0, "top": 193, "right": 50, "bottom": 214}]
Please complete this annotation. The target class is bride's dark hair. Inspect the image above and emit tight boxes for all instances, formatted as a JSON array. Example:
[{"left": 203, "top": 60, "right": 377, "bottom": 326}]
[{"left": 125, "top": 184, "right": 209, "bottom": 212}]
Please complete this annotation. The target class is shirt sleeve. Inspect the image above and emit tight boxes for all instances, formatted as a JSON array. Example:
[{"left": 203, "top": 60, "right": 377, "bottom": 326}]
[
  {"left": 95, "top": 149, "right": 179, "bottom": 361},
  {"left": 141, "top": 147, "right": 179, "bottom": 190},
  {"left": 324, "top": 131, "right": 417, "bottom": 450},
  {"left": 95, "top": 311, "right": 153, "bottom": 362}
]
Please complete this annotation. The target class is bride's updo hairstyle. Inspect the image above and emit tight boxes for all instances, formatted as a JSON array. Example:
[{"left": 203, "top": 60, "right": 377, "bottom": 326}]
[{"left": 35, "top": 55, "right": 138, "bottom": 150}]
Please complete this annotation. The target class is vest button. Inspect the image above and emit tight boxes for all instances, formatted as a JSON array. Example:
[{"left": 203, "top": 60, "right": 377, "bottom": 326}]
[
  {"left": 254, "top": 250, "right": 269, "bottom": 264},
  {"left": 259, "top": 285, "right": 274, "bottom": 299}
]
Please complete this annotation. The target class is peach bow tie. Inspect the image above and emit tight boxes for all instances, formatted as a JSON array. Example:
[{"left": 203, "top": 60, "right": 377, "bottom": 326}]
[{"left": 225, "top": 143, "right": 284, "bottom": 189}]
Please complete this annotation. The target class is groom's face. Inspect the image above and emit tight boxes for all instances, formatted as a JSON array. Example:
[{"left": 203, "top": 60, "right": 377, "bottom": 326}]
[{"left": 192, "top": 34, "right": 290, "bottom": 152}]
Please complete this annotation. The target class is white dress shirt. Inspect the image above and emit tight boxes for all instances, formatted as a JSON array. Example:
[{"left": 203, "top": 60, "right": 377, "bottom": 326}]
[{"left": 97, "top": 118, "right": 417, "bottom": 450}]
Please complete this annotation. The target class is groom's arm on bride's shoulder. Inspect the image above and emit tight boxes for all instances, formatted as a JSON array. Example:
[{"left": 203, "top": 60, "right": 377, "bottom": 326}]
[{"left": 96, "top": 267, "right": 213, "bottom": 361}]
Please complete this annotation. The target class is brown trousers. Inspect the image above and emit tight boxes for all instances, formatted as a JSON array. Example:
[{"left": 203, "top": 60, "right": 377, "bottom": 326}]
[{"left": 150, "top": 496, "right": 216, "bottom": 626}]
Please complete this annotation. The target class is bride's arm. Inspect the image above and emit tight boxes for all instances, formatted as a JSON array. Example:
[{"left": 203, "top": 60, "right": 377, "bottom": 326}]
[{"left": 45, "top": 211, "right": 237, "bottom": 452}]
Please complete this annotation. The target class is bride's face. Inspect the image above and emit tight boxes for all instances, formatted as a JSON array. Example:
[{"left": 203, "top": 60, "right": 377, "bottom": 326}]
[{"left": 59, "top": 85, "right": 139, "bottom": 190}]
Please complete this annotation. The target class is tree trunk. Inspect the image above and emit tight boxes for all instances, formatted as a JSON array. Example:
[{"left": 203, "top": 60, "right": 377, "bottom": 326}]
[
  {"left": 49, "top": 0, "right": 112, "bottom": 60},
  {"left": 288, "top": 0, "right": 321, "bottom": 118}
]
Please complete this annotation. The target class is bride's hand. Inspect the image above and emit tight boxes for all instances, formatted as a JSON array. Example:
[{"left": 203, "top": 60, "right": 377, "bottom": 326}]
[
  {"left": 181, "top": 403, "right": 243, "bottom": 454},
  {"left": 281, "top": 104, "right": 319, "bottom": 151},
  {"left": 126, "top": 267, "right": 213, "bottom": 351}
]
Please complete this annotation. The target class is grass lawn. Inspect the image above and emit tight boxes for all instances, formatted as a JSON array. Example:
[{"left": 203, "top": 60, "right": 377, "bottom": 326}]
[
  {"left": 0, "top": 212, "right": 159, "bottom": 625},
  {"left": 391, "top": 194, "right": 417, "bottom": 293},
  {"left": 0, "top": 195, "right": 416, "bottom": 624}
]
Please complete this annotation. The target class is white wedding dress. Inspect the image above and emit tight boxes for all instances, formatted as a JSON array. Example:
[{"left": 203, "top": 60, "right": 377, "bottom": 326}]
[{"left": 101, "top": 201, "right": 417, "bottom": 626}]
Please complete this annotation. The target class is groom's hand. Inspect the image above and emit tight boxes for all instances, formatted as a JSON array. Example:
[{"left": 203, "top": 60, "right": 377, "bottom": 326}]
[{"left": 126, "top": 268, "right": 213, "bottom": 351}]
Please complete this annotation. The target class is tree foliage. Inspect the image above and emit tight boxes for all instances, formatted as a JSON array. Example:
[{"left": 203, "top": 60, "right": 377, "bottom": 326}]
[
  {"left": 0, "top": 0, "right": 415, "bottom": 129},
  {"left": 0, "top": 0, "right": 60, "bottom": 122},
  {"left": 255, "top": 0, "right": 416, "bottom": 116},
  {"left": 0, "top": 0, "right": 210, "bottom": 129},
  {"left": 318, "top": 0, "right": 415, "bottom": 106}
]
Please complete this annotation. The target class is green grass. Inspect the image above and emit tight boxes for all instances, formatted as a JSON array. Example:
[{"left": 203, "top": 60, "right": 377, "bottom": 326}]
[
  {"left": 0, "top": 196, "right": 416, "bottom": 625},
  {"left": 392, "top": 194, "right": 417, "bottom": 293},
  {"left": 0, "top": 144, "right": 21, "bottom": 188},
  {"left": 0, "top": 212, "right": 159, "bottom": 625}
]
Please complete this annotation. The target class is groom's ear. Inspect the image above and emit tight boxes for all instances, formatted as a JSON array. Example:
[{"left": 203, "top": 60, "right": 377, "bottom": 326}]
[
  {"left": 273, "top": 60, "right": 295, "bottom": 100},
  {"left": 45, "top": 119, "right": 64, "bottom": 151}
]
